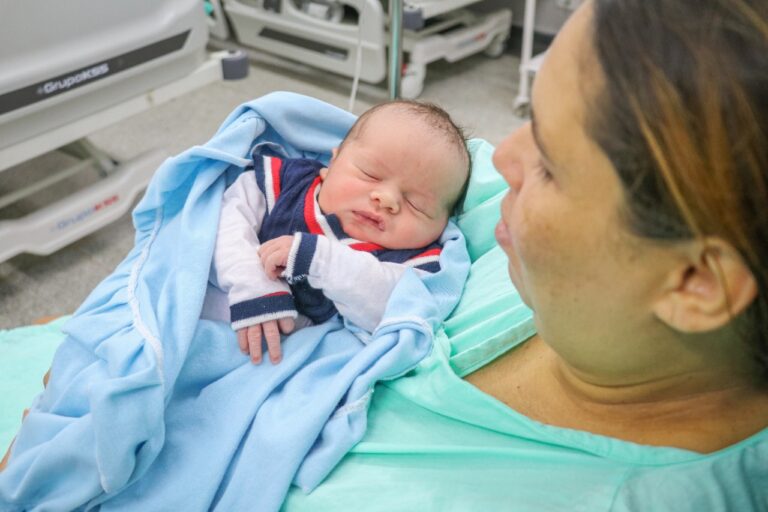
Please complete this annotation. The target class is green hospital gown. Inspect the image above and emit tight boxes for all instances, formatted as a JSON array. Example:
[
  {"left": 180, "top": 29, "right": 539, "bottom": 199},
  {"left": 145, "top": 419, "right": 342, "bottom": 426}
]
[{"left": 282, "top": 245, "right": 768, "bottom": 512}]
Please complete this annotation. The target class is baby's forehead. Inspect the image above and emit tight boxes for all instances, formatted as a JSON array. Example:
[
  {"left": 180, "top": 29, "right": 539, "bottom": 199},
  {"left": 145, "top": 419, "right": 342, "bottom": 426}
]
[
  {"left": 351, "top": 104, "right": 469, "bottom": 205},
  {"left": 355, "top": 105, "right": 429, "bottom": 135}
]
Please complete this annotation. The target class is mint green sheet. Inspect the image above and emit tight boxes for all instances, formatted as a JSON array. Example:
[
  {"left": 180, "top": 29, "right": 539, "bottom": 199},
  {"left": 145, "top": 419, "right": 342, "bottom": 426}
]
[{"left": 0, "top": 317, "right": 69, "bottom": 450}]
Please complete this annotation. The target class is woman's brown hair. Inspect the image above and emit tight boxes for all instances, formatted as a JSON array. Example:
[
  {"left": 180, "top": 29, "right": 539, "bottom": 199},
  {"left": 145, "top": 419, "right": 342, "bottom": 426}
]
[{"left": 587, "top": 0, "right": 768, "bottom": 378}]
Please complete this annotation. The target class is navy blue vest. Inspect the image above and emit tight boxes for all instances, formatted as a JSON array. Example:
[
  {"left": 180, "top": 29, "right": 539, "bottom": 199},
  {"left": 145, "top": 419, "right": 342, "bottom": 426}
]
[{"left": 245, "top": 155, "right": 441, "bottom": 324}]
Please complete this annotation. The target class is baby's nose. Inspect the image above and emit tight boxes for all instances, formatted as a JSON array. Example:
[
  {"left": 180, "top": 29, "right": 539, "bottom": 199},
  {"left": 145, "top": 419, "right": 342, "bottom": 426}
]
[{"left": 371, "top": 189, "right": 400, "bottom": 214}]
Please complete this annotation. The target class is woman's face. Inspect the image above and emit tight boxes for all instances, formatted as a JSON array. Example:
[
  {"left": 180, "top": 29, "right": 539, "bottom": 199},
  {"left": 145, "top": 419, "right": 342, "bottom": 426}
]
[{"left": 492, "top": 4, "right": 677, "bottom": 375}]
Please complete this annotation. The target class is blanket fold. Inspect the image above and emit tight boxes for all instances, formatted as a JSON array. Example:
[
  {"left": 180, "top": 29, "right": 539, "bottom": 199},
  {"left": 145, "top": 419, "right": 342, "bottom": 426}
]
[{"left": 0, "top": 92, "right": 470, "bottom": 512}]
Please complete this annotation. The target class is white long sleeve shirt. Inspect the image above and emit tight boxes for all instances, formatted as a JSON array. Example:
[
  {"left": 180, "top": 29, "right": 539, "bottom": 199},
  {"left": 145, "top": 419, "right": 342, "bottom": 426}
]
[{"left": 209, "top": 155, "right": 442, "bottom": 333}]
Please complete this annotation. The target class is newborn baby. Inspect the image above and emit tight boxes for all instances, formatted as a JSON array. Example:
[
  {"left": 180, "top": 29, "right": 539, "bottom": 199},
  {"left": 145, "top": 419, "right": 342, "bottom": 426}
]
[{"left": 209, "top": 100, "right": 470, "bottom": 364}]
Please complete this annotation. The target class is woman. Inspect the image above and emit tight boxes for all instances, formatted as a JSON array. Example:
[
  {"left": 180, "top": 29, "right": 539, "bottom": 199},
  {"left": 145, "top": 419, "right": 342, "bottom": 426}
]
[
  {"left": 4, "top": 0, "right": 767, "bottom": 508},
  {"left": 280, "top": 0, "right": 768, "bottom": 508}
]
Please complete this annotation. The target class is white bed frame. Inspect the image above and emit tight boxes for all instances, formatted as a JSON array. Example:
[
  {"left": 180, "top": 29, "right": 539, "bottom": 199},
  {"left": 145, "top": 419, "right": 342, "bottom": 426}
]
[
  {"left": 0, "top": 51, "right": 244, "bottom": 263},
  {"left": 0, "top": 0, "right": 248, "bottom": 264},
  {"left": 206, "top": 0, "right": 511, "bottom": 99}
]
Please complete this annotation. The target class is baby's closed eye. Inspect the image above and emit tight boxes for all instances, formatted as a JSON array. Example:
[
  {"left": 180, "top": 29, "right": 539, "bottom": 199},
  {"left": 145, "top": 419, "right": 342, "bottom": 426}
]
[
  {"left": 358, "top": 167, "right": 380, "bottom": 181},
  {"left": 406, "top": 198, "right": 433, "bottom": 218}
]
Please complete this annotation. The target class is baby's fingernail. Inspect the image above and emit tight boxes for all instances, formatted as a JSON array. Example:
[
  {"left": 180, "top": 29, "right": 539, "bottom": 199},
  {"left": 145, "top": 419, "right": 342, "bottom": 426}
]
[
  {"left": 271, "top": 356, "right": 281, "bottom": 364},
  {"left": 252, "top": 356, "right": 262, "bottom": 364}
]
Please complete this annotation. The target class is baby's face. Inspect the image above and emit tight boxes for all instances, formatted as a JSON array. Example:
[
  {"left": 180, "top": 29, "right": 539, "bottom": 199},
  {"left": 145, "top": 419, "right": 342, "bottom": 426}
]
[{"left": 317, "top": 109, "right": 467, "bottom": 250}]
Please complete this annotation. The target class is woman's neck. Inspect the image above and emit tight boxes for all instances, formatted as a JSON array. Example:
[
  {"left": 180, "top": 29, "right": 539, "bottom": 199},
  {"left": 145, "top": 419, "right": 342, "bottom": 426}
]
[{"left": 466, "top": 335, "right": 768, "bottom": 453}]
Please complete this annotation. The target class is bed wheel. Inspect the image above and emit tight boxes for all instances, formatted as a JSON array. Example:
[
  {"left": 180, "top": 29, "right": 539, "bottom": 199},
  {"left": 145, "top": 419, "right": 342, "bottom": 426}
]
[
  {"left": 400, "top": 64, "right": 426, "bottom": 99},
  {"left": 484, "top": 34, "right": 508, "bottom": 59}
]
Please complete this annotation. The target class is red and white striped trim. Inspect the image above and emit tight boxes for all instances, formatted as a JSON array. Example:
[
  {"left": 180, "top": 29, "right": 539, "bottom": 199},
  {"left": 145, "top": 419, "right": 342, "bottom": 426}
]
[
  {"left": 349, "top": 241, "right": 386, "bottom": 252},
  {"left": 303, "top": 177, "right": 324, "bottom": 235},
  {"left": 311, "top": 183, "right": 339, "bottom": 242},
  {"left": 305, "top": 180, "right": 351, "bottom": 245},
  {"left": 404, "top": 248, "right": 441, "bottom": 268},
  {"left": 263, "top": 156, "right": 282, "bottom": 213},
  {"left": 305, "top": 179, "right": 387, "bottom": 250}
]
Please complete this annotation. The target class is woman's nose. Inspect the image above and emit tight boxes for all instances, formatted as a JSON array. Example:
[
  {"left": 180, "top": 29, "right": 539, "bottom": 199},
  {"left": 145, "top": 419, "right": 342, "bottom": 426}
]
[
  {"left": 492, "top": 122, "right": 533, "bottom": 194},
  {"left": 371, "top": 189, "right": 400, "bottom": 214}
]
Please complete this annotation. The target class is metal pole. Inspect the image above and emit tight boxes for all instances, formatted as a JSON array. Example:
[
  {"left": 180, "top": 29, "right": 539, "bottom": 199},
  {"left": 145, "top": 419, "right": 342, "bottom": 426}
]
[
  {"left": 388, "top": 0, "right": 404, "bottom": 99},
  {"left": 514, "top": 0, "right": 537, "bottom": 113}
]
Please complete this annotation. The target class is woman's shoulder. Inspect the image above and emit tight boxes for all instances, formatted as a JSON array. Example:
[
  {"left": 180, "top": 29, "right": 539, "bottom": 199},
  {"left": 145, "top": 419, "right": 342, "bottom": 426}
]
[
  {"left": 283, "top": 327, "right": 768, "bottom": 512},
  {"left": 281, "top": 237, "right": 768, "bottom": 511}
]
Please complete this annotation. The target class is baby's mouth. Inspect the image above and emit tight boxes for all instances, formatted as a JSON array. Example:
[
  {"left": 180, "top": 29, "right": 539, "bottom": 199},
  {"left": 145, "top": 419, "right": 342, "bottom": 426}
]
[{"left": 353, "top": 211, "right": 385, "bottom": 231}]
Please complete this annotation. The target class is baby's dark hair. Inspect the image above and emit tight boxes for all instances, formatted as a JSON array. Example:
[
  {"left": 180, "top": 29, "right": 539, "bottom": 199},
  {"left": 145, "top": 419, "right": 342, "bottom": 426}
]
[{"left": 341, "top": 100, "right": 472, "bottom": 213}]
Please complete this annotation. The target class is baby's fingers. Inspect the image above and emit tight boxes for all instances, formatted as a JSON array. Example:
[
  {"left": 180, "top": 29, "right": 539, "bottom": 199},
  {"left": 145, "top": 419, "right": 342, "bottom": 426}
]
[
  {"left": 262, "top": 251, "right": 286, "bottom": 280},
  {"left": 278, "top": 317, "right": 295, "bottom": 334},
  {"left": 237, "top": 329, "right": 249, "bottom": 354},
  {"left": 262, "top": 321, "right": 283, "bottom": 364},
  {"left": 247, "top": 325, "right": 264, "bottom": 364}
]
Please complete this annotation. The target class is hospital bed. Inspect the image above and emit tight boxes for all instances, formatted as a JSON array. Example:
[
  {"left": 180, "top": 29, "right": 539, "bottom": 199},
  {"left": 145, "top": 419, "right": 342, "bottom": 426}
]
[
  {"left": 205, "top": 0, "right": 511, "bottom": 98},
  {"left": 0, "top": 0, "right": 248, "bottom": 264}
]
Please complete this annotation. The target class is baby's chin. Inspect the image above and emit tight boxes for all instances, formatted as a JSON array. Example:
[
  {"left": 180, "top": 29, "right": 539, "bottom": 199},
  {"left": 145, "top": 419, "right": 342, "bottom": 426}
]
[
  {"left": 353, "top": 231, "right": 436, "bottom": 251},
  {"left": 342, "top": 223, "right": 389, "bottom": 247},
  {"left": 340, "top": 217, "right": 444, "bottom": 250}
]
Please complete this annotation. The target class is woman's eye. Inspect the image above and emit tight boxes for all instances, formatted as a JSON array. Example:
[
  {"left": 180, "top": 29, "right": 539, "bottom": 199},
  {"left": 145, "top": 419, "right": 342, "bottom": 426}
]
[{"left": 536, "top": 162, "right": 554, "bottom": 182}]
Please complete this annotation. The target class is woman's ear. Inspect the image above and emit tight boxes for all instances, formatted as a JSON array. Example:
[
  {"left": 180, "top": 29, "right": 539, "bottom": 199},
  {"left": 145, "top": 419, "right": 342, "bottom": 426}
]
[{"left": 652, "top": 240, "right": 758, "bottom": 333}]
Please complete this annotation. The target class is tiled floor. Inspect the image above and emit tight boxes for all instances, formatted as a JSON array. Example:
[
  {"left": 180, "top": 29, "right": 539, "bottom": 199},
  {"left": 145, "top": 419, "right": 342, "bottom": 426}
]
[{"left": 0, "top": 40, "right": 529, "bottom": 329}]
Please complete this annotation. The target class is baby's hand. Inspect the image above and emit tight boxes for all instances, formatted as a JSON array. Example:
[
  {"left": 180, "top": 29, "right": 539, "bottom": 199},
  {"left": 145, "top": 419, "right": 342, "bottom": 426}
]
[
  {"left": 237, "top": 317, "right": 295, "bottom": 364},
  {"left": 259, "top": 235, "right": 295, "bottom": 280}
]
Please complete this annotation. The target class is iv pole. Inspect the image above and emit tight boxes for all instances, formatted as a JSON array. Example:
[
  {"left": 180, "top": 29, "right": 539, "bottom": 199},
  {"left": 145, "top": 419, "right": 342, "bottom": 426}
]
[{"left": 388, "top": 0, "right": 404, "bottom": 99}]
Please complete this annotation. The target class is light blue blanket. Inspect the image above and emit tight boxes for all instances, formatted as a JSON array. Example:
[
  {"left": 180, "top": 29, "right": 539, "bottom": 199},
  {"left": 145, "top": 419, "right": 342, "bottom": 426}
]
[{"left": 0, "top": 92, "right": 470, "bottom": 511}]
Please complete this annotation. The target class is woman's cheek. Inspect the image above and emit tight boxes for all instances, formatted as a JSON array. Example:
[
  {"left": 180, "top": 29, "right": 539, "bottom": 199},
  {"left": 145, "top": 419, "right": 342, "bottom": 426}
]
[
  {"left": 502, "top": 185, "right": 556, "bottom": 264},
  {"left": 513, "top": 201, "right": 562, "bottom": 278}
]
